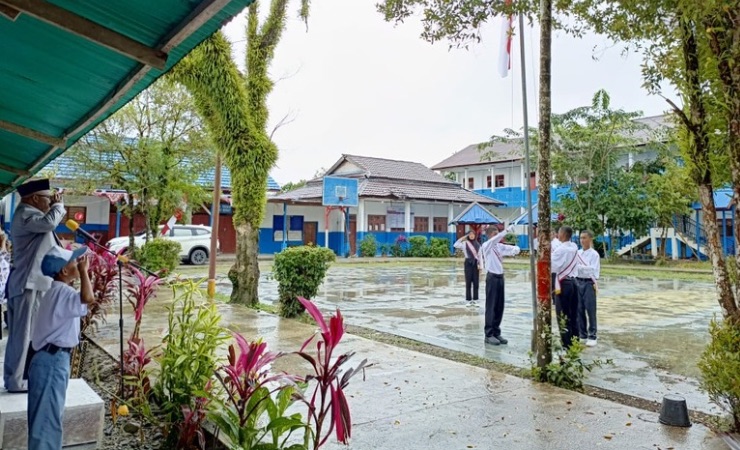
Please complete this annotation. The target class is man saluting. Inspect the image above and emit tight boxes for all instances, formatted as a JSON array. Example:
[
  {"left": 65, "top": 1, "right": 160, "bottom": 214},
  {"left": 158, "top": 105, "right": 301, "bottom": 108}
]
[{"left": 4, "top": 179, "right": 65, "bottom": 393}]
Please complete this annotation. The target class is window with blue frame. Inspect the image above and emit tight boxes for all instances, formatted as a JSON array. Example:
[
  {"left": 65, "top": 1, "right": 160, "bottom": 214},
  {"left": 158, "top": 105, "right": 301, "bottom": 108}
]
[{"left": 273, "top": 215, "right": 304, "bottom": 241}]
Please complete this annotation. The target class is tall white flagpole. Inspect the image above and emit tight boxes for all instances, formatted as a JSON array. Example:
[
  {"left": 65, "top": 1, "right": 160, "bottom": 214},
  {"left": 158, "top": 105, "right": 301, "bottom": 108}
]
[{"left": 517, "top": 14, "right": 538, "bottom": 349}]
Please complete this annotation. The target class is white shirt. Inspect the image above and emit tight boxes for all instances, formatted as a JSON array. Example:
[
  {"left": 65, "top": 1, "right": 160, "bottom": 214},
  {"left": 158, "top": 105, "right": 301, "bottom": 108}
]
[
  {"left": 552, "top": 241, "right": 579, "bottom": 278},
  {"left": 453, "top": 237, "right": 481, "bottom": 263},
  {"left": 550, "top": 238, "right": 562, "bottom": 273},
  {"left": 576, "top": 248, "right": 601, "bottom": 280},
  {"left": 32, "top": 280, "right": 88, "bottom": 351},
  {"left": 480, "top": 232, "right": 521, "bottom": 275}
]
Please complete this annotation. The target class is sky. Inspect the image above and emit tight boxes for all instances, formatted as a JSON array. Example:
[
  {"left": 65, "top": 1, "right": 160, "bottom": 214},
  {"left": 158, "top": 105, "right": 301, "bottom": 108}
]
[{"left": 221, "top": 0, "right": 675, "bottom": 186}]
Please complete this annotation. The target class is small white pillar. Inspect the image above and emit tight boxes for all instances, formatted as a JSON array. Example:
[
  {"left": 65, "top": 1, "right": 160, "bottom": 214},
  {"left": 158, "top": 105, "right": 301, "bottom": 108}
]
[
  {"left": 650, "top": 229, "right": 658, "bottom": 257},
  {"left": 463, "top": 169, "right": 468, "bottom": 188},
  {"left": 428, "top": 204, "right": 434, "bottom": 233},
  {"left": 404, "top": 201, "right": 412, "bottom": 232},
  {"left": 448, "top": 204, "right": 455, "bottom": 233},
  {"left": 358, "top": 199, "right": 365, "bottom": 232},
  {"left": 671, "top": 232, "right": 679, "bottom": 260}
]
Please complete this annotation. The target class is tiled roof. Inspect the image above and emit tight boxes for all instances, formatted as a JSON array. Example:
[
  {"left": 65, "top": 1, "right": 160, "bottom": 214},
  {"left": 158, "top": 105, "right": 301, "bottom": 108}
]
[
  {"left": 42, "top": 155, "right": 280, "bottom": 191},
  {"left": 431, "top": 141, "right": 523, "bottom": 170},
  {"left": 270, "top": 178, "right": 502, "bottom": 205},
  {"left": 338, "top": 154, "right": 456, "bottom": 184}
]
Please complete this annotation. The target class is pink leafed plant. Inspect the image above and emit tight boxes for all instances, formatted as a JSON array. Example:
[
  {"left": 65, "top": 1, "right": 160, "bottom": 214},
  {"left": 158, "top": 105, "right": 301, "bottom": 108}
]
[
  {"left": 211, "top": 333, "right": 305, "bottom": 448},
  {"left": 124, "top": 265, "right": 162, "bottom": 340},
  {"left": 296, "top": 297, "right": 368, "bottom": 449},
  {"left": 122, "top": 336, "right": 155, "bottom": 400},
  {"left": 81, "top": 244, "right": 121, "bottom": 334},
  {"left": 177, "top": 383, "right": 211, "bottom": 450}
]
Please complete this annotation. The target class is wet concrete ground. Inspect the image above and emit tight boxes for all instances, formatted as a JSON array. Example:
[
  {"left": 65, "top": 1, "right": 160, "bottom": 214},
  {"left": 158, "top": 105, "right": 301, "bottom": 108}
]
[
  {"left": 236, "top": 262, "right": 723, "bottom": 416},
  {"left": 85, "top": 288, "right": 727, "bottom": 450}
]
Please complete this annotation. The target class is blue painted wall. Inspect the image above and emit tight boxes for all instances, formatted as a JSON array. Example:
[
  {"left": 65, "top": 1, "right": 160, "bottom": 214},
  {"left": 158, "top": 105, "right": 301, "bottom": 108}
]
[{"left": 258, "top": 228, "right": 346, "bottom": 255}]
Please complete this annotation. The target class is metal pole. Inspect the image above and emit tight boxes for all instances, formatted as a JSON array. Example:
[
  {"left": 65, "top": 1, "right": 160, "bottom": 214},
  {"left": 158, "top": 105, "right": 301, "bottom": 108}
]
[
  {"left": 518, "top": 14, "right": 537, "bottom": 349},
  {"left": 282, "top": 203, "right": 288, "bottom": 251},
  {"left": 118, "top": 260, "right": 124, "bottom": 398},
  {"left": 207, "top": 153, "right": 222, "bottom": 300}
]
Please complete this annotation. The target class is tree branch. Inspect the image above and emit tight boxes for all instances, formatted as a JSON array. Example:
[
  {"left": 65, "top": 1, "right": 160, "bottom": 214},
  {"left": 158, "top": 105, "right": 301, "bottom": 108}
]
[{"left": 269, "top": 110, "right": 298, "bottom": 140}]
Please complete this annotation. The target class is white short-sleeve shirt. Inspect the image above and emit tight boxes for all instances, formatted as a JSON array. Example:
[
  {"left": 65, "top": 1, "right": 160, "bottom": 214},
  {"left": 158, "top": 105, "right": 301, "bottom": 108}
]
[{"left": 32, "top": 280, "right": 88, "bottom": 351}]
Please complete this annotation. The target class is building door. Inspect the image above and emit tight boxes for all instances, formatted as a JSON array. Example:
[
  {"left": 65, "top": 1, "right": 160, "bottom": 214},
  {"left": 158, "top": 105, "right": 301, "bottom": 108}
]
[
  {"left": 303, "top": 221, "right": 318, "bottom": 246},
  {"left": 348, "top": 215, "right": 357, "bottom": 255},
  {"left": 530, "top": 172, "right": 537, "bottom": 190}
]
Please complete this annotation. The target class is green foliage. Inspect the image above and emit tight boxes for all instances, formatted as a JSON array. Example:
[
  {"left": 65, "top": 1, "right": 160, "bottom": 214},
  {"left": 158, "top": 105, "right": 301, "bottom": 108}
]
[
  {"left": 359, "top": 235, "right": 378, "bottom": 257},
  {"left": 132, "top": 238, "right": 182, "bottom": 275},
  {"left": 531, "top": 331, "right": 613, "bottom": 391},
  {"left": 153, "top": 281, "right": 228, "bottom": 443},
  {"left": 698, "top": 318, "right": 740, "bottom": 431},
  {"left": 429, "top": 238, "right": 451, "bottom": 257},
  {"left": 273, "top": 246, "right": 336, "bottom": 318},
  {"left": 280, "top": 180, "right": 308, "bottom": 193},
  {"left": 503, "top": 234, "right": 518, "bottom": 246},
  {"left": 379, "top": 243, "right": 391, "bottom": 256},
  {"left": 407, "top": 236, "right": 431, "bottom": 257},
  {"left": 63, "top": 79, "right": 212, "bottom": 238}
]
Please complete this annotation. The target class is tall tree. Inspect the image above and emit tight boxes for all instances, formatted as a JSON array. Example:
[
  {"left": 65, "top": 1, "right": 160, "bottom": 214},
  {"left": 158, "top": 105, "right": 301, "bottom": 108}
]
[
  {"left": 64, "top": 80, "right": 211, "bottom": 248},
  {"left": 173, "top": 0, "right": 308, "bottom": 306}
]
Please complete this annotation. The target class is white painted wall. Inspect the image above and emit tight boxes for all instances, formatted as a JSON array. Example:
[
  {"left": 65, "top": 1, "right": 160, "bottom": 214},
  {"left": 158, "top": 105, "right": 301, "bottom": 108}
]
[
  {"left": 449, "top": 162, "right": 526, "bottom": 190},
  {"left": 2, "top": 193, "right": 109, "bottom": 226}
]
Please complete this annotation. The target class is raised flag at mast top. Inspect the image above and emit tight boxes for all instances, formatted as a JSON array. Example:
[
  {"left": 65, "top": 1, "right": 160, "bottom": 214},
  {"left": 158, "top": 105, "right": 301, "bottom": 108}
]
[{"left": 498, "top": 0, "right": 515, "bottom": 78}]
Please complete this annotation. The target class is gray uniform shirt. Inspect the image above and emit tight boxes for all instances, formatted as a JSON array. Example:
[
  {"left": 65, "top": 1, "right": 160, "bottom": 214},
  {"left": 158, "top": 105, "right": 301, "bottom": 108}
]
[
  {"left": 7, "top": 202, "right": 65, "bottom": 298},
  {"left": 32, "top": 280, "right": 87, "bottom": 350}
]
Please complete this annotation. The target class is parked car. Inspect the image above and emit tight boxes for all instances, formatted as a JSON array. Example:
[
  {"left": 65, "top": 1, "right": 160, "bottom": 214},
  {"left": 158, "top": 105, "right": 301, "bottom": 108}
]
[{"left": 106, "top": 225, "right": 218, "bottom": 265}]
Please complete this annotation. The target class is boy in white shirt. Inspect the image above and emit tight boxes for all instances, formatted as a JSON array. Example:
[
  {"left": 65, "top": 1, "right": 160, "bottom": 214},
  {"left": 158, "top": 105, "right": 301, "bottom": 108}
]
[
  {"left": 480, "top": 225, "right": 520, "bottom": 345},
  {"left": 551, "top": 226, "right": 580, "bottom": 348},
  {"left": 576, "top": 230, "right": 600, "bottom": 347},
  {"left": 27, "top": 246, "right": 93, "bottom": 449}
]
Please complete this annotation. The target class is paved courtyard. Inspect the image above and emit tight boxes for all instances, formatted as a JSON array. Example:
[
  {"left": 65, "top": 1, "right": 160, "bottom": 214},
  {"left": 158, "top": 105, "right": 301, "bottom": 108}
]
[{"left": 240, "top": 261, "right": 721, "bottom": 415}]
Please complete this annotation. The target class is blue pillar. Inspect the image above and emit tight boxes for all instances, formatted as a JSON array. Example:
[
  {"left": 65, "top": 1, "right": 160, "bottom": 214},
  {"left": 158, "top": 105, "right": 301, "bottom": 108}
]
[
  {"left": 282, "top": 203, "right": 288, "bottom": 251},
  {"left": 345, "top": 208, "right": 350, "bottom": 257},
  {"left": 114, "top": 201, "right": 121, "bottom": 237},
  {"left": 7, "top": 193, "right": 15, "bottom": 235},
  {"left": 695, "top": 209, "right": 701, "bottom": 259},
  {"left": 722, "top": 210, "right": 727, "bottom": 255}
]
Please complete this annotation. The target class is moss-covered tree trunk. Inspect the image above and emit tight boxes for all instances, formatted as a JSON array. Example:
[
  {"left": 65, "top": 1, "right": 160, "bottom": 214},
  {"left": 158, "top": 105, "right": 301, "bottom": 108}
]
[
  {"left": 229, "top": 222, "right": 261, "bottom": 304},
  {"left": 534, "top": 0, "right": 553, "bottom": 373}
]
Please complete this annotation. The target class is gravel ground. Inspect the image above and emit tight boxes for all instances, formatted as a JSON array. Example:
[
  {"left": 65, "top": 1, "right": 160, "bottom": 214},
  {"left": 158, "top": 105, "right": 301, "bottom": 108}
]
[{"left": 81, "top": 342, "right": 225, "bottom": 450}]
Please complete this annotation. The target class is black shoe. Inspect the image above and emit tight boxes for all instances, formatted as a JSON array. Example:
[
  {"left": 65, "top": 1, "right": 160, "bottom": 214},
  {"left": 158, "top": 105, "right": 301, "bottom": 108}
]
[
  {"left": 494, "top": 335, "right": 508, "bottom": 345},
  {"left": 484, "top": 336, "right": 501, "bottom": 346}
]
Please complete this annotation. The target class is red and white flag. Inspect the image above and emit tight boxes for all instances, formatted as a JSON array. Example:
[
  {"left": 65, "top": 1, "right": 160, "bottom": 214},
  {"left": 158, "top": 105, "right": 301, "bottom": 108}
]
[
  {"left": 161, "top": 210, "right": 183, "bottom": 236},
  {"left": 498, "top": 0, "right": 514, "bottom": 78}
]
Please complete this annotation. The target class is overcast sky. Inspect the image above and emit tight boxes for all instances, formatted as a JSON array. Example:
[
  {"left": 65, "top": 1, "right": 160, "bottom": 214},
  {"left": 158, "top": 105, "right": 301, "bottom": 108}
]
[{"left": 221, "top": 0, "right": 674, "bottom": 185}]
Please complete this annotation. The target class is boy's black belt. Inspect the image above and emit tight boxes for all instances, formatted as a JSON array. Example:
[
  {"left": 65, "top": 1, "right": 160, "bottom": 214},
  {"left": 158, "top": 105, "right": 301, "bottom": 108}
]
[{"left": 39, "top": 343, "right": 72, "bottom": 354}]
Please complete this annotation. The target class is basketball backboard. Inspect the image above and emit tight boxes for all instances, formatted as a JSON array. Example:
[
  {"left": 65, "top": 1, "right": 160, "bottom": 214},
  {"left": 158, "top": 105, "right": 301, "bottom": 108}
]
[{"left": 322, "top": 176, "right": 359, "bottom": 207}]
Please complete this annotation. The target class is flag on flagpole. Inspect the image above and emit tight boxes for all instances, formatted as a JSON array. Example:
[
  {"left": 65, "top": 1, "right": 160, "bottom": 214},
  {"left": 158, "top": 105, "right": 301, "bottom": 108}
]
[
  {"left": 161, "top": 209, "right": 183, "bottom": 236},
  {"left": 498, "top": 0, "right": 514, "bottom": 78}
]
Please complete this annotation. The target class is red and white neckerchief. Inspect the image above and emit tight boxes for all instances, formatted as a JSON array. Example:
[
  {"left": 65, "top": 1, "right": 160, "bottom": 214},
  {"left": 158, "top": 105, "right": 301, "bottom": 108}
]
[
  {"left": 465, "top": 240, "right": 480, "bottom": 262},
  {"left": 555, "top": 252, "right": 579, "bottom": 294}
]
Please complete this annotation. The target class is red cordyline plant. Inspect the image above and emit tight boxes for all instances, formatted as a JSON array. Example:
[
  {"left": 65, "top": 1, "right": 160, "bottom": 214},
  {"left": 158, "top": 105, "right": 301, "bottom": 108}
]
[
  {"left": 122, "top": 336, "right": 157, "bottom": 406},
  {"left": 77, "top": 244, "right": 120, "bottom": 334},
  {"left": 178, "top": 382, "right": 211, "bottom": 450},
  {"left": 296, "top": 297, "right": 368, "bottom": 449},
  {"left": 211, "top": 333, "right": 306, "bottom": 448},
  {"left": 124, "top": 265, "right": 162, "bottom": 340}
]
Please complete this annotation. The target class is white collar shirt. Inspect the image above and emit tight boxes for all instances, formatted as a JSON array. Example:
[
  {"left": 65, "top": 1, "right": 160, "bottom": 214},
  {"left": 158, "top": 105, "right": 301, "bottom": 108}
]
[
  {"left": 481, "top": 232, "right": 521, "bottom": 275},
  {"left": 576, "top": 248, "right": 601, "bottom": 280},
  {"left": 552, "top": 241, "right": 579, "bottom": 278}
]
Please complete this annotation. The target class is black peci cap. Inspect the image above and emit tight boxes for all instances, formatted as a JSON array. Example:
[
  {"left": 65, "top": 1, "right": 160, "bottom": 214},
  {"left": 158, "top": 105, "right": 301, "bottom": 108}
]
[{"left": 17, "top": 179, "right": 50, "bottom": 197}]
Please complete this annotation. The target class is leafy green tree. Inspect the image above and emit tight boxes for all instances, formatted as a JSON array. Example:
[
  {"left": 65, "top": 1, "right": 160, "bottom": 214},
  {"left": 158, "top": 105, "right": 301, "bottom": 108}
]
[
  {"left": 280, "top": 180, "right": 307, "bottom": 193},
  {"left": 172, "top": 0, "right": 309, "bottom": 306},
  {"left": 64, "top": 79, "right": 211, "bottom": 248},
  {"left": 647, "top": 159, "right": 694, "bottom": 257}
]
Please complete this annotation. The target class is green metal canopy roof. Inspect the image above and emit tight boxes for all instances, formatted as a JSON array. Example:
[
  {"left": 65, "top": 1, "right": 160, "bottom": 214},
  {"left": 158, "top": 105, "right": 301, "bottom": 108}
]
[{"left": 0, "top": 0, "right": 253, "bottom": 195}]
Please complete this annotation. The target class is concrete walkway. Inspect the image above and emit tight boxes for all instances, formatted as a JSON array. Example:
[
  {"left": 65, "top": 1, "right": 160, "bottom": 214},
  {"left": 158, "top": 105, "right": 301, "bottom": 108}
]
[{"left": 88, "top": 296, "right": 727, "bottom": 450}]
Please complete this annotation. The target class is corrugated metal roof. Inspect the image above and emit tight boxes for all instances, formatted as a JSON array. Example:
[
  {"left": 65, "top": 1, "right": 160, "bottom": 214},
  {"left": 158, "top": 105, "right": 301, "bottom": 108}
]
[
  {"left": 0, "top": 0, "right": 253, "bottom": 194},
  {"left": 431, "top": 141, "right": 523, "bottom": 170},
  {"left": 432, "top": 114, "right": 674, "bottom": 170},
  {"left": 42, "top": 154, "right": 280, "bottom": 191},
  {"left": 513, "top": 205, "right": 560, "bottom": 225},
  {"left": 451, "top": 202, "right": 502, "bottom": 224}
]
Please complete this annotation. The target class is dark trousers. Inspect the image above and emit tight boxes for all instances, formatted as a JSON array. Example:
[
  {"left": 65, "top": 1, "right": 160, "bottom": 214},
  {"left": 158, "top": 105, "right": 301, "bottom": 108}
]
[
  {"left": 484, "top": 273, "right": 505, "bottom": 338},
  {"left": 576, "top": 279, "right": 597, "bottom": 340},
  {"left": 557, "top": 278, "right": 579, "bottom": 348},
  {"left": 464, "top": 259, "right": 479, "bottom": 300}
]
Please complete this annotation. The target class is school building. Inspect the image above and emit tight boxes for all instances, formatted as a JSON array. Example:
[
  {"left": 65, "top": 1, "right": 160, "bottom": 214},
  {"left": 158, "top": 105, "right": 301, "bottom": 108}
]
[
  {"left": 264, "top": 154, "right": 502, "bottom": 255},
  {"left": 1, "top": 155, "right": 281, "bottom": 254},
  {"left": 430, "top": 115, "right": 736, "bottom": 259}
]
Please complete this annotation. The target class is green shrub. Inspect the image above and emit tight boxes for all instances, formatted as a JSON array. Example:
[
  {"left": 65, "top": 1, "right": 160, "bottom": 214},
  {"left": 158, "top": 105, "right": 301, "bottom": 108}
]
[
  {"left": 273, "top": 246, "right": 336, "bottom": 318},
  {"left": 698, "top": 318, "right": 740, "bottom": 431},
  {"left": 504, "top": 233, "right": 518, "bottom": 245},
  {"left": 429, "top": 238, "right": 450, "bottom": 257},
  {"left": 132, "top": 238, "right": 181, "bottom": 275},
  {"left": 359, "top": 234, "right": 378, "bottom": 257},
  {"left": 154, "top": 280, "right": 228, "bottom": 446},
  {"left": 379, "top": 243, "right": 391, "bottom": 256},
  {"left": 531, "top": 317, "right": 612, "bottom": 391},
  {"left": 407, "top": 236, "right": 430, "bottom": 257}
]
